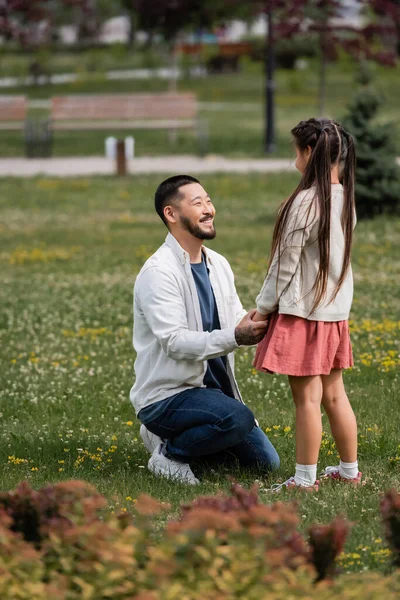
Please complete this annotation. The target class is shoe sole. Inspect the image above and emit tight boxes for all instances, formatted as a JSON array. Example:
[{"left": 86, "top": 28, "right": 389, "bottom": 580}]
[
  {"left": 285, "top": 481, "right": 319, "bottom": 492},
  {"left": 321, "top": 471, "right": 362, "bottom": 485},
  {"left": 271, "top": 480, "right": 319, "bottom": 493}
]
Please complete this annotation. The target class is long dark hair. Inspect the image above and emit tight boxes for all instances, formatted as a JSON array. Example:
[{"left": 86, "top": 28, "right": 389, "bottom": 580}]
[{"left": 269, "top": 117, "right": 356, "bottom": 314}]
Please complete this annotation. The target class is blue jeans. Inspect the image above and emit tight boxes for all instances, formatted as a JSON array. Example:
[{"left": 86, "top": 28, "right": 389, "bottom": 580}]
[{"left": 138, "top": 388, "right": 280, "bottom": 473}]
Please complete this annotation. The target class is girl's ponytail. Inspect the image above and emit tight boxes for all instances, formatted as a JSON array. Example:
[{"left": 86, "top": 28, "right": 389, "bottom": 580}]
[
  {"left": 332, "top": 127, "right": 356, "bottom": 300},
  {"left": 302, "top": 126, "right": 333, "bottom": 312}
]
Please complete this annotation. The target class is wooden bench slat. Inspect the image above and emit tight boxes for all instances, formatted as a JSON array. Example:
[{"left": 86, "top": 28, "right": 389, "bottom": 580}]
[
  {"left": 51, "top": 93, "right": 197, "bottom": 121},
  {"left": 52, "top": 119, "right": 197, "bottom": 131},
  {"left": 0, "top": 96, "right": 27, "bottom": 122}
]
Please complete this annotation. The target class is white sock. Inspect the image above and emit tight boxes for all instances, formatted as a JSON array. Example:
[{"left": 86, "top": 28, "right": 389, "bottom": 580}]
[
  {"left": 339, "top": 460, "right": 358, "bottom": 479},
  {"left": 294, "top": 463, "right": 317, "bottom": 486}
]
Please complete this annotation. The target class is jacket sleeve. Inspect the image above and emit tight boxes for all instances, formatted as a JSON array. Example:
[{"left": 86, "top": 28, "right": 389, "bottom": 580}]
[
  {"left": 256, "top": 192, "right": 317, "bottom": 315},
  {"left": 222, "top": 257, "right": 247, "bottom": 325},
  {"left": 136, "top": 267, "right": 238, "bottom": 362}
]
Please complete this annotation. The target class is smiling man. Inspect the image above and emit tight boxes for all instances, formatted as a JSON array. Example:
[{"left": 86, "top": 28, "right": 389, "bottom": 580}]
[{"left": 130, "top": 175, "right": 279, "bottom": 484}]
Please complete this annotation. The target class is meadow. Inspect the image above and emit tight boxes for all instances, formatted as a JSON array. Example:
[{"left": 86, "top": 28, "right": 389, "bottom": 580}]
[
  {"left": 0, "top": 173, "right": 399, "bottom": 575},
  {"left": 1, "top": 56, "right": 399, "bottom": 158}
]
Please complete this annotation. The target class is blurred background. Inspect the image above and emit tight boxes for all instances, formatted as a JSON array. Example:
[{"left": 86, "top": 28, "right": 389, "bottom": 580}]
[
  {"left": 0, "top": 1, "right": 399, "bottom": 216},
  {"left": 0, "top": 1, "right": 398, "bottom": 162}
]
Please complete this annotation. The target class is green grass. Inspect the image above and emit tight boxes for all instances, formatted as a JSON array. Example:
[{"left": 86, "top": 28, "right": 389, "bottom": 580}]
[
  {"left": 0, "top": 173, "right": 399, "bottom": 574},
  {"left": 0, "top": 45, "right": 169, "bottom": 77},
  {"left": 1, "top": 57, "right": 399, "bottom": 157}
]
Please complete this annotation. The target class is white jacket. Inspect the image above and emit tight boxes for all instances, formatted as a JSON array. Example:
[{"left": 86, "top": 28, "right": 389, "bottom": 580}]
[
  {"left": 256, "top": 184, "right": 354, "bottom": 321},
  {"left": 130, "top": 233, "right": 247, "bottom": 414}
]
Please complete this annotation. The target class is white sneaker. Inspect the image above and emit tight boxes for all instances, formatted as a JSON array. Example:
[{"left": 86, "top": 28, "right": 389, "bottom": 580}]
[
  {"left": 320, "top": 465, "right": 362, "bottom": 484},
  {"left": 148, "top": 443, "right": 200, "bottom": 485},
  {"left": 140, "top": 424, "right": 163, "bottom": 454}
]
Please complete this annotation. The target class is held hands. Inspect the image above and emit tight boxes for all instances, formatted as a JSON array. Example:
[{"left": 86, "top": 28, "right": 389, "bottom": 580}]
[
  {"left": 252, "top": 310, "right": 269, "bottom": 323},
  {"left": 234, "top": 309, "right": 269, "bottom": 346}
]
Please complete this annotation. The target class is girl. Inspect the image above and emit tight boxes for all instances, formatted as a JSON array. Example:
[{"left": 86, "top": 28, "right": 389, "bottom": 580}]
[{"left": 253, "top": 117, "right": 361, "bottom": 490}]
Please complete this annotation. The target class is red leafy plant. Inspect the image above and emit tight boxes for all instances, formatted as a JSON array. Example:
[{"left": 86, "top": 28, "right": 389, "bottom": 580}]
[
  {"left": 0, "top": 478, "right": 356, "bottom": 598},
  {"left": 0, "top": 479, "right": 106, "bottom": 546},
  {"left": 380, "top": 489, "right": 400, "bottom": 567},
  {"left": 309, "top": 517, "right": 351, "bottom": 582},
  {"left": 166, "top": 481, "right": 348, "bottom": 580}
]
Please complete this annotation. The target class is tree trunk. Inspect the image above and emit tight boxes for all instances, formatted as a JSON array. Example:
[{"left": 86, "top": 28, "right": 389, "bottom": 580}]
[
  {"left": 169, "top": 43, "right": 179, "bottom": 92},
  {"left": 145, "top": 30, "right": 154, "bottom": 50},
  {"left": 264, "top": 9, "right": 275, "bottom": 154},
  {"left": 127, "top": 11, "right": 136, "bottom": 49},
  {"left": 318, "top": 32, "right": 327, "bottom": 116}
]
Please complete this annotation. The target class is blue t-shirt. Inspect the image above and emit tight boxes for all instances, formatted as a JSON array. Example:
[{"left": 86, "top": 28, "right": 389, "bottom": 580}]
[{"left": 191, "top": 255, "right": 234, "bottom": 398}]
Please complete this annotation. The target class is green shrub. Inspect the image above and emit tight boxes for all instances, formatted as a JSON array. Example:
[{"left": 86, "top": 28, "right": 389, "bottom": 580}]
[{"left": 343, "top": 69, "right": 400, "bottom": 219}]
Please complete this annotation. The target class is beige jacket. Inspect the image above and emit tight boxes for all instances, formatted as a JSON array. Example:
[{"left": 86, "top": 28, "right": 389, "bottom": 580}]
[
  {"left": 130, "top": 233, "right": 247, "bottom": 414},
  {"left": 256, "top": 184, "right": 355, "bottom": 322}
]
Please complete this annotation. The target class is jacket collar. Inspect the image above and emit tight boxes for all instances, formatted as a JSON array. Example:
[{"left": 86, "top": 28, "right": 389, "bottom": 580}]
[{"left": 165, "top": 232, "right": 213, "bottom": 266}]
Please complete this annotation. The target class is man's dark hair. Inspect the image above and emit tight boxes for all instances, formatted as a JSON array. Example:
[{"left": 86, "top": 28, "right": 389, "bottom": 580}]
[{"left": 155, "top": 174, "right": 200, "bottom": 226}]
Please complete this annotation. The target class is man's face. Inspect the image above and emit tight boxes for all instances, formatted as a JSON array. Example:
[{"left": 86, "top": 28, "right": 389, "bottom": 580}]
[{"left": 169, "top": 183, "right": 216, "bottom": 240}]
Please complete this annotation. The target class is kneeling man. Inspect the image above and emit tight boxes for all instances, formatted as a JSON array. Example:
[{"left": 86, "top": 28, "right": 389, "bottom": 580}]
[{"left": 130, "top": 175, "right": 279, "bottom": 484}]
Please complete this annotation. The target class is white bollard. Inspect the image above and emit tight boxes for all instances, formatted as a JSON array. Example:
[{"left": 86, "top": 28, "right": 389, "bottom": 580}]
[
  {"left": 125, "top": 136, "right": 135, "bottom": 159},
  {"left": 105, "top": 136, "right": 117, "bottom": 159}
]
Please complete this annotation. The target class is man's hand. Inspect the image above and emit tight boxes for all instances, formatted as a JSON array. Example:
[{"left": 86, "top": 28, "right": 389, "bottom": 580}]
[{"left": 235, "top": 309, "right": 268, "bottom": 346}]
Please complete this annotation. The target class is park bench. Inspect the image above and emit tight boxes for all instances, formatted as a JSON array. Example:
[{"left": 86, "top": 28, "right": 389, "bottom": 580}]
[
  {"left": 50, "top": 92, "right": 208, "bottom": 154},
  {"left": 0, "top": 95, "right": 51, "bottom": 158},
  {"left": 0, "top": 96, "right": 27, "bottom": 130}
]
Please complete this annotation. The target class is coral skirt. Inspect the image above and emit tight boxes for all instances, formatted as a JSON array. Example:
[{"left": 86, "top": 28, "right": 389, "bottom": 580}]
[{"left": 253, "top": 312, "right": 353, "bottom": 377}]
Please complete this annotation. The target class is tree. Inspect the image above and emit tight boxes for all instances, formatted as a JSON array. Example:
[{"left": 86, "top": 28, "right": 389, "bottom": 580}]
[
  {"left": 370, "top": 0, "right": 400, "bottom": 56},
  {"left": 265, "top": 0, "right": 398, "bottom": 116},
  {"left": 216, "top": 1, "right": 399, "bottom": 151},
  {"left": 61, "top": 1, "right": 99, "bottom": 43},
  {"left": 0, "top": 0, "right": 51, "bottom": 45},
  {"left": 343, "top": 67, "right": 400, "bottom": 219},
  {"left": 0, "top": 0, "right": 100, "bottom": 46},
  {"left": 128, "top": 1, "right": 247, "bottom": 87}
]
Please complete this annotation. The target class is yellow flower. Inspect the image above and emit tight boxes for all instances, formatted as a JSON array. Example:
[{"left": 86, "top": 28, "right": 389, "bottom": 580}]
[{"left": 126, "top": 421, "right": 133, "bottom": 426}]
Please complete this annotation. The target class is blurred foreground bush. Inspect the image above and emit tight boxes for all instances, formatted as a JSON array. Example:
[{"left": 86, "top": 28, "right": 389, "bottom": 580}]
[{"left": 0, "top": 480, "right": 399, "bottom": 599}]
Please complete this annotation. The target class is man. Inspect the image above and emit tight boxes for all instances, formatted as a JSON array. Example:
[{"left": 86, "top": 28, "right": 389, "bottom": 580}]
[{"left": 130, "top": 175, "right": 279, "bottom": 484}]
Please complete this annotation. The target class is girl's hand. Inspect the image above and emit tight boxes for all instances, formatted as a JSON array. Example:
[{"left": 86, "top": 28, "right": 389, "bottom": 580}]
[{"left": 252, "top": 311, "right": 269, "bottom": 322}]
